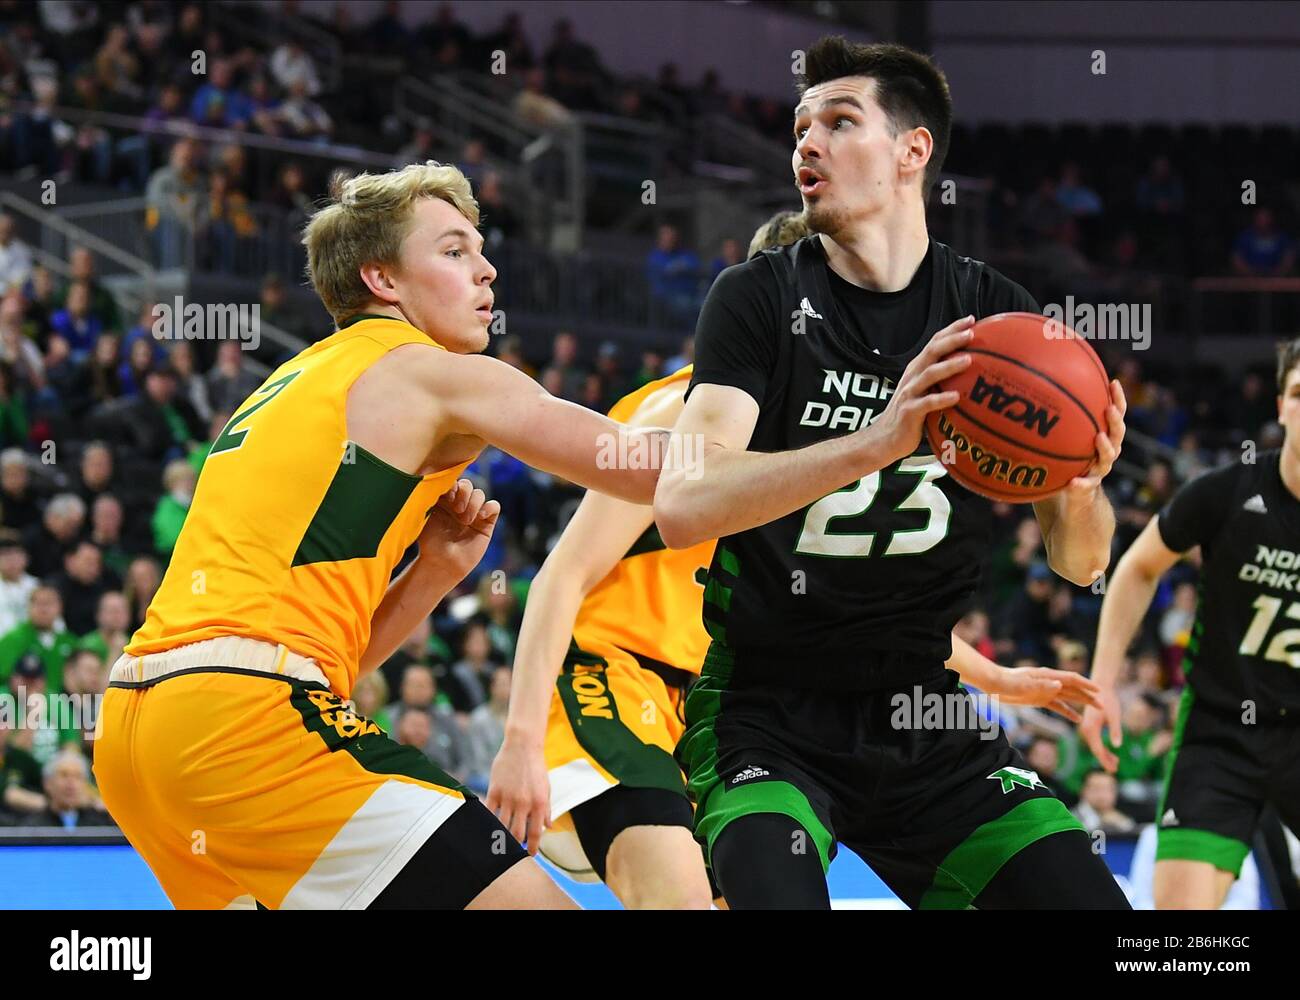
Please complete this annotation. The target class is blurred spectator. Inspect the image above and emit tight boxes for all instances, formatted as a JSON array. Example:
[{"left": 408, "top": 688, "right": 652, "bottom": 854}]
[
  {"left": 189, "top": 58, "right": 252, "bottom": 128},
  {"left": 1159, "top": 581, "right": 1198, "bottom": 658},
  {"left": 278, "top": 79, "right": 333, "bottom": 141},
  {"left": 0, "top": 292, "right": 45, "bottom": 390},
  {"left": 1024, "top": 734, "right": 1076, "bottom": 809},
  {"left": 394, "top": 124, "right": 437, "bottom": 168},
  {"left": 23, "top": 494, "right": 87, "bottom": 579},
  {"left": 51, "top": 539, "right": 119, "bottom": 636},
  {"left": 77, "top": 590, "right": 130, "bottom": 666},
  {"left": 89, "top": 495, "right": 133, "bottom": 578},
  {"left": 0, "top": 213, "right": 33, "bottom": 294},
  {"left": 0, "top": 587, "right": 75, "bottom": 694},
  {"left": 664, "top": 335, "right": 694, "bottom": 375},
  {"left": 0, "top": 450, "right": 41, "bottom": 534},
  {"left": 386, "top": 664, "right": 467, "bottom": 778},
  {"left": 513, "top": 67, "right": 573, "bottom": 130},
  {"left": 168, "top": 341, "right": 213, "bottom": 424},
  {"left": 995, "top": 560, "right": 1056, "bottom": 663},
  {"left": 62, "top": 648, "right": 107, "bottom": 755},
  {"left": 112, "top": 363, "right": 203, "bottom": 463},
  {"left": 458, "top": 139, "right": 489, "bottom": 189},
  {"left": 443, "top": 620, "right": 500, "bottom": 713},
  {"left": 28, "top": 751, "right": 115, "bottom": 828},
  {"left": 60, "top": 247, "right": 120, "bottom": 330},
  {"left": 1135, "top": 156, "right": 1185, "bottom": 215},
  {"left": 1018, "top": 176, "right": 1067, "bottom": 242},
  {"left": 350, "top": 670, "right": 393, "bottom": 734},
  {"left": 0, "top": 535, "right": 37, "bottom": 635},
  {"left": 152, "top": 458, "right": 196, "bottom": 557},
  {"left": 1073, "top": 769, "right": 1137, "bottom": 835},
  {"left": 0, "top": 722, "right": 45, "bottom": 821},
  {"left": 646, "top": 224, "right": 701, "bottom": 319},
  {"left": 1228, "top": 371, "right": 1277, "bottom": 440},
  {"left": 709, "top": 238, "right": 744, "bottom": 282},
  {"left": 258, "top": 273, "right": 315, "bottom": 344},
  {"left": 1232, "top": 208, "right": 1296, "bottom": 277},
  {"left": 540, "top": 331, "right": 586, "bottom": 402},
  {"left": 49, "top": 281, "right": 103, "bottom": 362},
  {"left": 464, "top": 665, "right": 511, "bottom": 794},
  {"left": 68, "top": 332, "right": 124, "bottom": 419},
  {"left": 146, "top": 138, "right": 204, "bottom": 268},
  {"left": 122, "top": 556, "right": 161, "bottom": 630},
  {"left": 1055, "top": 161, "right": 1102, "bottom": 216},
  {"left": 269, "top": 39, "right": 321, "bottom": 97},
  {"left": 207, "top": 341, "right": 261, "bottom": 415},
  {"left": 199, "top": 169, "right": 259, "bottom": 273},
  {"left": 477, "top": 172, "right": 520, "bottom": 244}
]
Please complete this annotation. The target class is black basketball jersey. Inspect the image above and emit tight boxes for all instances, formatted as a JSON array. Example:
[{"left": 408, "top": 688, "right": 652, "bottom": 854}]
[
  {"left": 688, "top": 235, "right": 1039, "bottom": 690},
  {"left": 1157, "top": 450, "right": 1300, "bottom": 717}
]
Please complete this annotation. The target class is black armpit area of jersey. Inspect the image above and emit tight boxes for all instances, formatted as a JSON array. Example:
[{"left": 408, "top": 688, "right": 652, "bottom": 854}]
[
  {"left": 1157, "top": 464, "right": 1236, "bottom": 553},
  {"left": 687, "top": 258, "right": 782, "bottom": 407}
]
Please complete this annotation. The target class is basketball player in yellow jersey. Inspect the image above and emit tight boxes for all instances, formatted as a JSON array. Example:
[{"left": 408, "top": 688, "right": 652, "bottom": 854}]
[
  {"left": 488, "top": 212, "right": 1102, "bottom": 910},
  {"left": 92, "top": 162, "right": 671, "bottom": 910}
]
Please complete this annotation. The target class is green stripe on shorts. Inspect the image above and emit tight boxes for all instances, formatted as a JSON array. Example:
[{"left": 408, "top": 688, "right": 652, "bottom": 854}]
[
  {"left": 918, "top": 797, "right": 1084, "bottom": 909},
  {"left": 1156, "top": 827, "right": 1250, "bottom": 876},
  {"left": 679, "top": 645, "right": 834, "bottom": 872},
  {"left": 556, "top": 639, "right": 685, "bottom": 795}
]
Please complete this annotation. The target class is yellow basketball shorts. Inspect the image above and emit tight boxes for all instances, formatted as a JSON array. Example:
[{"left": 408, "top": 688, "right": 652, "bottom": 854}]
[
  {"left": 94, "top": 641, "right": 525, "bottom": 909},
  {"left": 539, "top": 634, "right": 694, "bottom": 881}
]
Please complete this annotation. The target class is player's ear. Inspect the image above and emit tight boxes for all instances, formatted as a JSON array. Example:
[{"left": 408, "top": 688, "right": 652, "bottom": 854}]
[
  {"left": 902, "top": 126, "right": 932, "bottom": 184},
  {"left": 358, "top": 260, "right": 400, "bottom": 305}
]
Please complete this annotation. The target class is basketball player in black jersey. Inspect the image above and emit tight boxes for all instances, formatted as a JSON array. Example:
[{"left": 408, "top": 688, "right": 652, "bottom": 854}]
[
  {"left": 1086, "top": 338, "right": 1300, "bottom": 909},
  {"left": 654, "top": 37, "right": 1130, "bottom": 908}
]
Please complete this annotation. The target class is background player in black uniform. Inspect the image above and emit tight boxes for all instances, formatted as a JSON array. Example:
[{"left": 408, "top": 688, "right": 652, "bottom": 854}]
[
  {"left": 654, "top": 37, "right": 1130, "bottom": 909},
  {"left": 1086, "top": 338, "right": 1300, "bottom": 909}
]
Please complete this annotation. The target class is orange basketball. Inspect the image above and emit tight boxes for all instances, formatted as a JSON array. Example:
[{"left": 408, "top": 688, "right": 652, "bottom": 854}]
[{"left": 923, "top": 312, "right": 1110, "bottom": 503}]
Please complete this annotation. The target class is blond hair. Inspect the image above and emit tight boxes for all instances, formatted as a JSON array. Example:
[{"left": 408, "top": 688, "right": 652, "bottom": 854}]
[
  {"left": 302, "top": 162, "right": 480, "bottom": 324},
  {"left": 747, "top": 210, "right": 811, "bottom": 259}
]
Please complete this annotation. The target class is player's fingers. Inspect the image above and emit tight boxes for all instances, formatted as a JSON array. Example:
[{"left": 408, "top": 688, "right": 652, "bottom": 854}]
[
  {"left": 1106, "top": 402, "right": 1126, "bottom": 448},
  {"left": 1110, "top": 378, "right": 1128, "bottom": 417},
  {"left": 475, "top": 498, "right": 501, "bottom": 528},
  {"left": 461, "top": 487, "right": 487, "bottom": 523},
  {"left": 524, "top": 805, "right": 547, "bottom": 856},
  {"left": 901, "top": 321, "right": 973, "bottom": 382},
  {"left": 1046, "top": 700, "right": 1083, "bottom": 724},
  {"left": 449, "top": 478, "right": 472, "bottom": 512},
  {"left": 908, "top": 352, "right": 972, "bottom": 396},
  {"left": 910, "top": 389, "right": 961, "bottom": 416}
]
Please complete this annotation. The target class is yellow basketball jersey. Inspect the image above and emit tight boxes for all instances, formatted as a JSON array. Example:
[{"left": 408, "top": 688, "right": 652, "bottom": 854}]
[
  {"left": 126, "top": 316, "right": 470, "bottom": 696},
  {"left": 571, "top": 365, "right": 716, "bottom": 675}
]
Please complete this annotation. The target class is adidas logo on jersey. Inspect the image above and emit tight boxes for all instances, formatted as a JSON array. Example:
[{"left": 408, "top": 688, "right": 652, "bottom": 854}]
[
  {"left": 1161, "top": 808, "right": 1179, "bottom": 827},
  {"left": 731, "top": 765, "right": 771, "bottom": 785},
  {"left": 1243, "top": 494, "right": 1268, "bottom": 514},
  {"left": 799, "top": 297, "right": 823, "bottom": 320}
]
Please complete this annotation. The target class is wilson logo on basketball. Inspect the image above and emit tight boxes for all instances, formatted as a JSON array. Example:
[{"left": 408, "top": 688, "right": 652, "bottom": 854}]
[
  {"left": 936, "top": 412, "right": 1049, "bottom": 490},
  {"left": 968, "top": 375, "right": 1060, "bottom": 439}
]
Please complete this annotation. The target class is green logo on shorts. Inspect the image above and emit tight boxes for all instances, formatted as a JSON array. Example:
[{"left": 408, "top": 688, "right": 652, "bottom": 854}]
[{"left": 987, "top": 766, "right": 1046, "bottom": 794}]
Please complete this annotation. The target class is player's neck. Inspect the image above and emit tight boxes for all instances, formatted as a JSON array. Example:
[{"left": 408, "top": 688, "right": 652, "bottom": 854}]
[
  {"left": 1280, "top": 440, "right": 1300, "bottom": 501},
  {"left": 819, "top": 204, "right": 929, "bottom": 293}
]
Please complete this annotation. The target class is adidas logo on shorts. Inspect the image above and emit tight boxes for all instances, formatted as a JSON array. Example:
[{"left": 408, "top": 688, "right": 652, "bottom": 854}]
[
  {"left": 731, "top": 765, "right": 771, "bottom": 785},
  {"left": 1161, "top": 808, "right": 1179, "bottom": 827}
]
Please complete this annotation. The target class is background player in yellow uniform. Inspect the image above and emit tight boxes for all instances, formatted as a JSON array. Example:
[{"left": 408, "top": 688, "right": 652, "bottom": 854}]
[
  {"left": 92, "top": 162, "right": 671, "bottom": 910},
  {"left": 488, "top": 212, "right": 1101, "bottom": 910}
]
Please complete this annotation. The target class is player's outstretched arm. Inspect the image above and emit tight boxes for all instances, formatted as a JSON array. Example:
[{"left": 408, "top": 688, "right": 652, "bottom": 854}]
[
  {"left": 947, "top": 634, "right": 1102, "bottom": 723},
  {"left": 488, "top": 384, "right": 684, "bottom": 853},
  {"left": 434, "top": 351, "right": 668, "bottom": 504},
  {"left": 359, "top": 479, "right": 499, "bottom": 679},
  {"left": 1082, "top": 514, "right": 1183, "bottom": 770},
  {"left": 655, "top": 318, "right": 975, "bottom": 548},
  {"left": 1032, "top": 380, "right": 1127, "bottom": 586}
]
